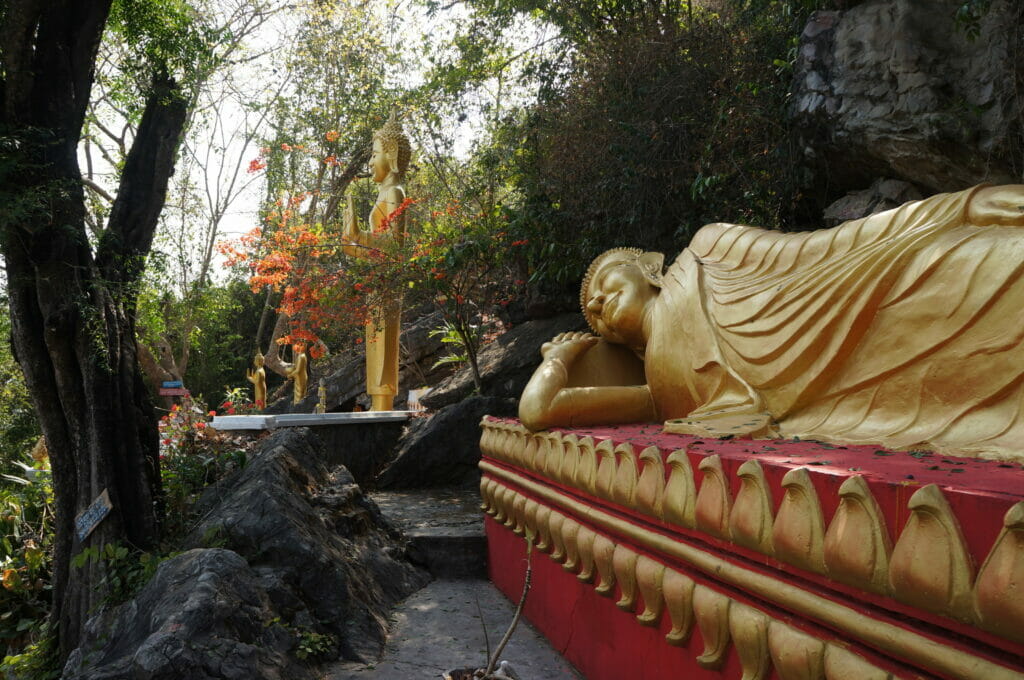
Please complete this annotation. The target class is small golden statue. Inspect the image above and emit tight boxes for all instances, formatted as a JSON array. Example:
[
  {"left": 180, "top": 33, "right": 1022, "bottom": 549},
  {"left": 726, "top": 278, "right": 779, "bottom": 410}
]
[
  {"left": 343, "top": 111, "right": 411, "bottom": 411},
  {"left": 246, "top": 352, "right": 267, "bottom": 409},
  {"left": 520, "top": 185, "right": 1024, "bottom": 460},
  {"left": 284, "top": 345, "right": 308, "bottom": 405},
  {"left": 315, "top": 379, "right": 327, "bottom": 414}
]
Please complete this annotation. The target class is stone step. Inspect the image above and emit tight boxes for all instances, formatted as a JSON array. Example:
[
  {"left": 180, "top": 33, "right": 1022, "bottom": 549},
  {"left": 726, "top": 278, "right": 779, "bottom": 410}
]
[{"left": 370, "top": 487, "right": 487, "bottom": 580}]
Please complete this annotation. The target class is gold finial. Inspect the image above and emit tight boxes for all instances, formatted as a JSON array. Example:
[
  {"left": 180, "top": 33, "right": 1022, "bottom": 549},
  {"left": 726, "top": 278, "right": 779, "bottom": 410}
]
[{"left": 373, "top": 110, "right": 411, "bottom": 173}]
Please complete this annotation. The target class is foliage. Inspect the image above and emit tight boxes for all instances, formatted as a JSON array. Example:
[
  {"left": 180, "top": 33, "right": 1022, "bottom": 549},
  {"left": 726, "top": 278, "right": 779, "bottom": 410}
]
[
  {"left": 157, "top": 398, "right": 247, "bottom": 539},
  {"left": 0, "top": 636, "right": 60, "bottom": 680},
  {"left": 222, "top": 182, "right": 521, "bottom": 388},
  {"left": 0, "top": 453, "right": 53, "bottom": 658},
  {"left": 70, "top": 543, "right": 171, "bottom": 606},
  {"left": 294, "top": 628, "right": 335, "bottom": 661}
]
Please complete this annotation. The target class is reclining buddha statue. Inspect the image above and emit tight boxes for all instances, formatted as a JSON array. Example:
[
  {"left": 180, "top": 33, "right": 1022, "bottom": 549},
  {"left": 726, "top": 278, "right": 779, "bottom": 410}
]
[{"left": 519, "top": 185, "right": 1024, "bottom": 460}]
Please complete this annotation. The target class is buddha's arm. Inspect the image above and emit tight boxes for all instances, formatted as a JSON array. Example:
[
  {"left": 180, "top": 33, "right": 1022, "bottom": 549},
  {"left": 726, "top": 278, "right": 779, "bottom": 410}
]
[
  {"left": 967, "top": 185, "right": 1024, "bottom": 225},
  {"left": 519, "top": 333, "right": 657, "bottom": 431}
]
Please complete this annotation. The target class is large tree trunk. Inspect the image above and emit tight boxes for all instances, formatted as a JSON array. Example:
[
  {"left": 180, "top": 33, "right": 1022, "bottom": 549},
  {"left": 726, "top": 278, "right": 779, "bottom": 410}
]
[{"left": 1, "top": 0, "right": 188, "bottom": 660}]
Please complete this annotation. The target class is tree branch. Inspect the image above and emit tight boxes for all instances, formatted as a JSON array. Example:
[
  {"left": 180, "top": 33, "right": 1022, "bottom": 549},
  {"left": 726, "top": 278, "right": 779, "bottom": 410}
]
[{"left": 98, "top": 72, "right": 188, "bottom": 287}]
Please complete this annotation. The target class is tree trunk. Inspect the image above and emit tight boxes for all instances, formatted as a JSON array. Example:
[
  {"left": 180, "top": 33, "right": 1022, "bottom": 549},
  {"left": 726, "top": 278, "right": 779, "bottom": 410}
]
[{"left": 1, "top": 0, "right": 189, "bottom": 660}]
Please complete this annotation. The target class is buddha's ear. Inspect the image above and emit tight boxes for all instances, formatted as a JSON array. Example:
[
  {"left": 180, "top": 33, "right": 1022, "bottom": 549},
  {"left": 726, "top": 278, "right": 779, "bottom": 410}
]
[
  {"left": 637, "top": 252, "right": 665, "bottom": 288},
  {"left": 386, "top": 147, "right": 400, "bottom": 174}
]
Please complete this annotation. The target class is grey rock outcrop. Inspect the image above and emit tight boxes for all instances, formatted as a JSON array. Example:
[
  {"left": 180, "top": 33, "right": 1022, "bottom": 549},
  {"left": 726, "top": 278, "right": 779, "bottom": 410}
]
[
  {"left": 791, "top": 0, "right": 1023, "bottom": 194},
  {"left": 375, "top": 396, "right": 518, "bottom": 489},
  {"left": 64, "top": 428, "right": 429, "bottom": 679}
]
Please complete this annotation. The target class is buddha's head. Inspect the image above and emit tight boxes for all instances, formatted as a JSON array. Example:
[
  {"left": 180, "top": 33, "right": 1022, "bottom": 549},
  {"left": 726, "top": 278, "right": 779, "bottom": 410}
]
[
  {"left": 254, "top": 352, "right": 264, "bottom": 368},
  {"left": 370, "top": 112, "right": 411, "bottom": 183},
  {"left": 581, "top": 248, "right": 663, "bottom": 350}
]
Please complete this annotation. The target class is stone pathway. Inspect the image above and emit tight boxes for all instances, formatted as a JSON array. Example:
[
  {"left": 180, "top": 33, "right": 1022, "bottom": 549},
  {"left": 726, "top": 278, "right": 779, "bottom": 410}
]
[
  {"left": 371, "top": 487, "right": 488, "bottom": 579},
  {"left": 325, "top": 579, "right": 583, "bottom": 680}
]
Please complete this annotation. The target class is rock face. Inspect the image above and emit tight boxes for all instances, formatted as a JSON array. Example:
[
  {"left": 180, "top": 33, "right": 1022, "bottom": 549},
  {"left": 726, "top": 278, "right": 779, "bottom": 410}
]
[
  {"left": 791, "top": 0, "right": 1023, "bottom": 195},
  {"left": 375, "top": 396, "right": 518, "bottom": 489},
  {"left": 64, "top": 429, "right": 429, "bottom": 679},
  {"left": 421, "top": 312, "right": 586, "bottom": 410}
]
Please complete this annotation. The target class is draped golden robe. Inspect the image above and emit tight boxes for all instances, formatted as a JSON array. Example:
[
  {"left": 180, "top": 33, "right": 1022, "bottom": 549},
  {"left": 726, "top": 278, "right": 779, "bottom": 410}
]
[{"left": 651, "top": 187, "right": 1024, "bottom": 458}]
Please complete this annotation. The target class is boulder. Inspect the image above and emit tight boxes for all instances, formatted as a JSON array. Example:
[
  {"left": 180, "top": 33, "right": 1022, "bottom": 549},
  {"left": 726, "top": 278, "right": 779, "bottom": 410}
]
[
  {"left": 375, "top": 396, "right": 518, "bottom": 489},
  {"left": 791, "top": 0, "right": 1023, "bottom": 195},
  {"left": 64, "top": 428, "right": 430, "bottom": 679},
  {"left": 821, "top": 177, "right": 923, "bottom": 226},
  {"left": 421, "top": 313, "right": 586, "bottom": 410},
  {"left": 63, "top": 549, "right": 306, "bottom": 680}
]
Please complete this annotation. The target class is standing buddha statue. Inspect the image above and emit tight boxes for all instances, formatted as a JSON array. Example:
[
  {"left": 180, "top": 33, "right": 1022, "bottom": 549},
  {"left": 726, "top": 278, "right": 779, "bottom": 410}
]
[
  {"left": 342, "top": 112, "right": 411, "bottom": 411},
  {"left": 246, "top": 352, "right": 267, "bottom": 410}
]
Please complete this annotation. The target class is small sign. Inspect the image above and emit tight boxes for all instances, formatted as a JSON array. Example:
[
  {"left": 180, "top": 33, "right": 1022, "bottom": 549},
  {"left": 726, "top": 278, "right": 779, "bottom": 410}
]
[
  {"left": 158, "top": 387, "right": 190, "bottom": 396},
  {"left": 75, "top": 489, "right": 112, "bottom": 542},
  {"left": 161, "top": 380, "right": 183, "bottom": 389}
]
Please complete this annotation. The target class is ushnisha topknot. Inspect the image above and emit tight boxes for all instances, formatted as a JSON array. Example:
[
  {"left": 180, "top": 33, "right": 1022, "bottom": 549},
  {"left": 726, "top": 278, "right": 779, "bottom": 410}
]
[
  {"left": 580, "top": 248, "right": 664, "bottom": 334},
  {"left": 373, "top": 110, "right": 411, "bottom": 174}
]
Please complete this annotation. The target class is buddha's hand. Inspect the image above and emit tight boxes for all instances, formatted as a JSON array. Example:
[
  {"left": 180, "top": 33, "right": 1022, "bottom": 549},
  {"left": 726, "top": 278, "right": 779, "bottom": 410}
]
[
  {"left": 540, "top": 332, "right": 599, "bottom": 368},
  {"left": 967, "top": 185, "right": 1024, "bottom": 226}
]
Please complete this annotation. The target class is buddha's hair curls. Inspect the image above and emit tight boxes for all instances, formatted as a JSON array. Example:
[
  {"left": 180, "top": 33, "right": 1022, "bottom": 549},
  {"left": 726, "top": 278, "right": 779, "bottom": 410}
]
[{"left": 373, "top": 110, "right": 411, "bottom": 173}]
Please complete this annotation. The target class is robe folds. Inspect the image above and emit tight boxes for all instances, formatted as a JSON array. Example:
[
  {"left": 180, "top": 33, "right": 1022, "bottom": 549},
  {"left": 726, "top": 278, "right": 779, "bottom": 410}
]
[{"left": 650, "top": 186, "right": 1024, "bottom": 458}]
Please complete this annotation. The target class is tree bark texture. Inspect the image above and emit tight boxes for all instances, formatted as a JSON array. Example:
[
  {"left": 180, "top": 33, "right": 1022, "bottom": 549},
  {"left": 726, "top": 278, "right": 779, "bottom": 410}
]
[{"left": 1, "top": 0, "right": 188, "bottom": 660}]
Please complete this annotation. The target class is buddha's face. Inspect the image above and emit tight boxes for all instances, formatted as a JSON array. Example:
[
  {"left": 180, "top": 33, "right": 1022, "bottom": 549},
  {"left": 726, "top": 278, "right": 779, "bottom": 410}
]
[
  {"left": 586, "top": 262, "right": 657, "bottom": 349},
  {"left": 369, "top": 138, "right": 391, "bottom": 183}
]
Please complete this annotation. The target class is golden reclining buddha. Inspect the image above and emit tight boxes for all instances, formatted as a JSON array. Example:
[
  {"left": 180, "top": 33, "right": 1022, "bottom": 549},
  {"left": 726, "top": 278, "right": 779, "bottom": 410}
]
[{"left": 520, "top": 185, "right": 1024, "bottom": 460}]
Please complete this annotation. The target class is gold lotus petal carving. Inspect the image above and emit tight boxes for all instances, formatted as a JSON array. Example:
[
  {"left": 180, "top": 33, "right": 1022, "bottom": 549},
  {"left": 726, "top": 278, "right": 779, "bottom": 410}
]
[
  {"left": 492, "top": 485, "right": 510, "bottom": 524},
  {"left": 575, "top": 437, "right": 598, "bottom": 492},
  {"left": 731, "top": 459, "right": 775, "bottom": 555},
  {"left": 534, "top": 504, "right": 552, "bottom": 552},
  {"left": 889, "top": 484, "right": 975, "bottom": 621},
  {"left": 824, "top": 475, "right": 892, "bottom": 594},
  {"left": 503, "top": 488, "right": 519, "bottom": 529},
  {"left": 612, "top": 442, "right": 639, "bottom": 507},
  {"left": 559, "top": 434, "right": 579, "bottom": 485},
  {"left": 729, "top": 602, "right": 771, "bottom": 680},
  {"left": 548, "top": 511, "right": 568, "bottom": 562},
  {"left": 768, "top": 621, "right": 825, "bottom": 680},
  {"left": 773, "top": 468, "right": 826, "bottom": 574},
  {"left": 696, "top": 454, "right": 732, "bottom": 539},
  {"left": 635, "top": 555, "right": 665, "bottom": 626},
  {"left": 974, "top": 502, "right": 1024, "bottom": 643},
  {"left": 693, "top": 584, "right": 731, "bottom": 669},
  {"left": 544, "top": 432, "right": 564, "bottom": 479},
  {"left": 576, "top": 525, "right": 597, "bottom": 583},
  {"left": 664, "top": 449, "right": 696, "bottom": 528},
  {"left": 481, "top": 461, "right": 1024, "bottom": 680},
  {"left": 593, "top": 534, "right": 617, "bottom": 596},
  {"left": 636, "top": 446, "right": 666, "bottom": 518},
  {"left": 663, "top": 568, "right": 696, "bottom": 645},
  {"left": 595, "top": 439, "right": 617, "bottom": 500},
  {"left": 823, "top": 644, "right": 891, "bottom": 680},
  {"left": 612, "top": 544, "right": 639, "bottom": 611},
  {"left": 562, "top": 517, "right": 582, "bottom": 571},
  {"left": 522, "top": 434, "right": 540, "bottom": 470},
  {"left": 480, "top": 476, "right": 494, "bottom": 513},
  {"left": 523, "top": 498, "right": 539, "bottom": 538}
]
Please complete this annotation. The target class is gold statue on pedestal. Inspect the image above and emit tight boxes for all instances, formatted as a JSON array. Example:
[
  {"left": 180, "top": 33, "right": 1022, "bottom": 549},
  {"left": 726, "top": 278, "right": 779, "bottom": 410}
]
[
  {"left": 343, "top": 113, "right": 411, "bottom": 411},
  {"left": 246, "top": 352, "right": 267, "bottom": 409},
  {"left": 284, "top": 345, "right": 308, "bottom": 405},
  {"left": 520, "top": 185, "right": 1024, "bottom": 460}
]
